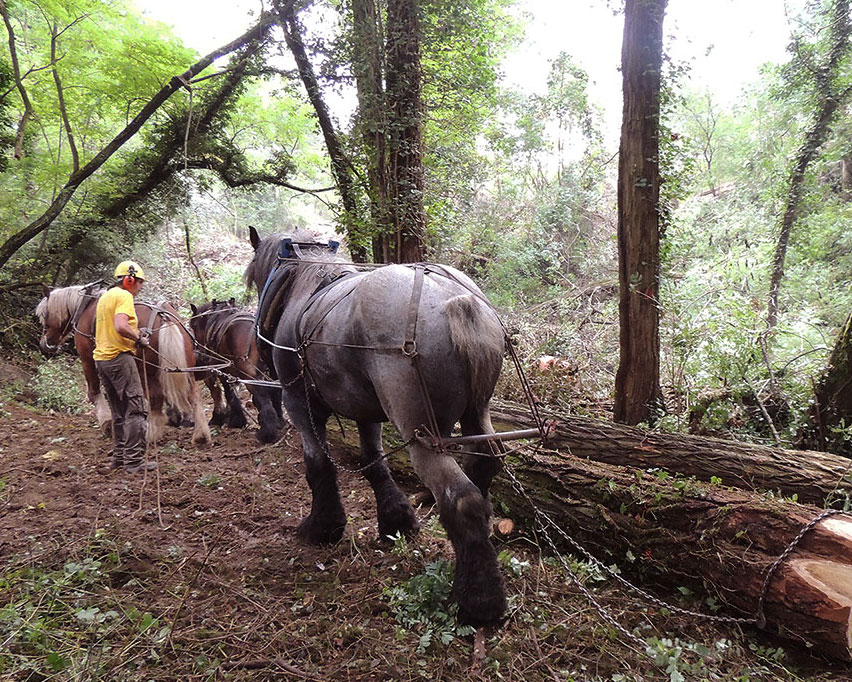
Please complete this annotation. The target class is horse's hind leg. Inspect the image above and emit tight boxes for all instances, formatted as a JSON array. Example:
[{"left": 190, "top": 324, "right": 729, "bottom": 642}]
[
  {"left": 146, "top": 377, "right": 167, "bottom": 443},
  {"left": 357, "top": 422, "right": 419, "bottom": 540},
  {"left": 409, "top": 442, "right": 507, "bottom": 626},
  {"left": 460, "top": 406, "right": 503, "bottom": 499}
]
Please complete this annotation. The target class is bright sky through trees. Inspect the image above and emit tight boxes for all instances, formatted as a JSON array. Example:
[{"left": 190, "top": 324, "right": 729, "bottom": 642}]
[{"left": 134, "top": 0, "right": 793, "bottom": 143}]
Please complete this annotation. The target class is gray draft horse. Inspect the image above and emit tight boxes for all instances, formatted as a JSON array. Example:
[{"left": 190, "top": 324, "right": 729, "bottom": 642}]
[{"left": 245, "top": 227, "right": 507, "bottom": 626}]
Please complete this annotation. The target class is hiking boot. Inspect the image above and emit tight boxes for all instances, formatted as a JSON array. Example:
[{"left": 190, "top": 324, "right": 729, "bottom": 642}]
[{"left": 124, "top": 461, "right": 157, "bottom": 474}]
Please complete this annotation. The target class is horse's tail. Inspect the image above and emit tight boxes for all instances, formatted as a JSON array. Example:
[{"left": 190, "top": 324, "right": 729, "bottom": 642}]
[
  {"left": 156, "top": 319, "right": 195, "bottom": 415},
  {"left": 443, "top": 295, "right": 504, "bottom": 407}
]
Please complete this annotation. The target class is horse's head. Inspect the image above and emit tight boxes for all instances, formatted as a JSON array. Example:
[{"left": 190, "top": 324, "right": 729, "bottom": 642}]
[
  {"left": 35, "top": 285, "right": 69, "bottom": 355},
  {"left": 189, "top": 299, "right": 235, "bottom": 341},
  {"left": 245, "top": 226, "right": 343, "bottom": 292},
  {"left": 35, "top": 284, "right": 101, "bottom": 355}
]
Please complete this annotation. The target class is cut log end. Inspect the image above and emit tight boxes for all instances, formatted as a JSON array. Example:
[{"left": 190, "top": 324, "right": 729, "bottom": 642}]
[
  {"left": 784, "top": 558, "right": 852, "bottom": 656},
  {"left": 492, "top": 517, "right": 515, "bottom": 538}
]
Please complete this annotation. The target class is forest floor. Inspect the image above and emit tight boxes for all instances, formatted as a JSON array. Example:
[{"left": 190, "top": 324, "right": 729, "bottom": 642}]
[{"left": 1, "top": 358, "right": 851, "bottom": 681}]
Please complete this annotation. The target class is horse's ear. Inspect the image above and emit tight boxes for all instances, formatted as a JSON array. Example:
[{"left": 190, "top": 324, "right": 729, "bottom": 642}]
[
  {"left": 249, "top": 225, "right": 260, "bottom": 251},
  {"left": 190, "top": 303, "right": 198, "bottom": 315},
  {"left": 42, "top": 284, "right": 51, "bottom": 298},
  {"left": 228, "top": 297, "right": 235, "bottom": 306}
]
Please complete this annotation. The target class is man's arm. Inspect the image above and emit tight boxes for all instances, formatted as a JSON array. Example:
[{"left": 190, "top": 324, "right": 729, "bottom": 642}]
[{"left": 113, "top": 313, "right": 141, "bottom": 343}]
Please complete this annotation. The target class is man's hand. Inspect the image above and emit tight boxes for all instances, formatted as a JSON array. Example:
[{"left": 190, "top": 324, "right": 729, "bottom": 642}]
[{"left": 136, "top": 328, "right": 151, "bottom": 347}]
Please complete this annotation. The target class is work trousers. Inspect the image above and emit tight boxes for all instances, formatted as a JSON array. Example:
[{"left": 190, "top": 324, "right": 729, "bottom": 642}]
[{"left": 96, "top": 352, "right": 148, "bottom": 466}]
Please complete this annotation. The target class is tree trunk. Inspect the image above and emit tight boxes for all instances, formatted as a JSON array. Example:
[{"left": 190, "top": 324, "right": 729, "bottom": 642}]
[
  {"left": 614, "top": 0, "right": 666, "bottom": 425},
  {"left": 489, "top": 404, "right": 852, "bottom": 507},
  {"left": 489, "top": 449, "right": 852, "bottom": 661},
  {"left": 799, "top": 310, "right": 852, "bottom": 457},
  {"left": 351, "top": 0, "right": 392, "bottom": 262},
  {"left": 766, "top": 0, "right": 852, "bottom": 329},
  {"left": 276, "top": 1, "right": 368, "bottom": 262},
  {"left": 382, "top": 0, "right": 426, "bottom": 263}
]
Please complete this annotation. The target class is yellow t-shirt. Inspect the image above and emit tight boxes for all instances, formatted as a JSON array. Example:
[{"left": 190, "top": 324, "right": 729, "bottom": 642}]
[{"left": 93, "top": 287, "right": 138, "bottom": 361}]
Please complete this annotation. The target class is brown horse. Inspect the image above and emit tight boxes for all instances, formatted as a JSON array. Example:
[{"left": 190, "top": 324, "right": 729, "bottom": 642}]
[
  {"left": 36, "top": 284, "right": 211, "bottom": 445},
  {"left": 189, "top": 298, "right": 285, "bottom": 443}
]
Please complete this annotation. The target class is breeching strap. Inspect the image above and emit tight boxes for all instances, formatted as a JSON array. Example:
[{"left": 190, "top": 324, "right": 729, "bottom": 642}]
[{"left": 403, "top": 265, "right": 442, "bottom": 448}]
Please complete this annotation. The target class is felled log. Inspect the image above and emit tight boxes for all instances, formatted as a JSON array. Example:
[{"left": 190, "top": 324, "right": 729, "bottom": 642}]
[
  {"left": 489, "top": 449, "right": 852, "bottom": 660},
  {"left": 490, "top": 404, "right": 852, "bottom": 507}
]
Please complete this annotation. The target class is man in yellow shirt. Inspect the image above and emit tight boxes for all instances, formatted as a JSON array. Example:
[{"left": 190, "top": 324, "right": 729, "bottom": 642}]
[{"left": 94, "top": 261, "right": 155, "bottom": 473}]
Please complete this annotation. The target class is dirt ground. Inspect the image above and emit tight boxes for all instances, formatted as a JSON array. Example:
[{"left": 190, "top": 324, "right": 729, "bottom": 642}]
[{"left": 2, "top": 360, "right": 852, "bottom": 681}]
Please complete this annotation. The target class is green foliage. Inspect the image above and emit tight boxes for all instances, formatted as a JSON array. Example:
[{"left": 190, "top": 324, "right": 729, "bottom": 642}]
[
  {"left": 383, "top": 558, "right": 474, "bottom": 653},
  {"left": 197, "top": 473, "right": 222, "bottom": 488},
  {"left": 31, "top": 357, "right": 86, "bottom": 414},
  {"left": 0, "top": 57, "right": 14, "bottom": 172},
  {"left": 0, "top": 538, "right": 169, "bottom": 678}
]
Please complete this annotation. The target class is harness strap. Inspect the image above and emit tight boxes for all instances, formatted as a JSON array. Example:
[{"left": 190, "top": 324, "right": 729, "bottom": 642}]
[
  {"left": 401, "top": 266, "right": 442, "bottom": 447},
  {"left": 403, "top": 265, "right": 425, "bottom": 357}
]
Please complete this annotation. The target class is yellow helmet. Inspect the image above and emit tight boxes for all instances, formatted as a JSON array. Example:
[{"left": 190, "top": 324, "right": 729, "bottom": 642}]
[{"left": 114, "top": 260, "right": 146, "bottom": 281}]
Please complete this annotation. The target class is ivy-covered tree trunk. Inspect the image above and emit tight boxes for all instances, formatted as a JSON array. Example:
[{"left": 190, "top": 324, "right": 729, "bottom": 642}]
[
  {"left": 766, "top": 0, "right": 852, "bottom": 329},
  {"left": 799, "top": 310, "right": 852, "bottom": 456},
  {"left": 352, "top": 0, "right": 392, "bottom": 259},
  {"left": 613, "top": 0, "right": 666, "bottom": 425},
  {"left": 380, "top": 0, "right": 426, "bottom": 263}
]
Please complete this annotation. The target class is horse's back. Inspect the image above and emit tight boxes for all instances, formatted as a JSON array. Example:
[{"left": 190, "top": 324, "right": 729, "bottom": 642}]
[{"left": 304, "top": 264, "right": 503, "bottom": 428}]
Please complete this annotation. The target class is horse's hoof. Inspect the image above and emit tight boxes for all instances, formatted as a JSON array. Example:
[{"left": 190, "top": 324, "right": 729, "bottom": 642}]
[
  {"left": 377, "top": 500, "right": 420, "bottom": 541},
  {"left": 209, "top": 414, "right": 225, "bottom": 427},
  {"left": 192, "top": 433, "right": 212, "bottom": 446},
  {"left": 256, "top": 427, "right": 280, "bottom": 444},
  {"left": 227, "top": 415, "right": 248, "bottom": 429},
  {"left": 454, "top": 573, "right": 507, "bottom": 627},
  {"left": 297, "top": 512, "right": 346, "bottom": 546}
]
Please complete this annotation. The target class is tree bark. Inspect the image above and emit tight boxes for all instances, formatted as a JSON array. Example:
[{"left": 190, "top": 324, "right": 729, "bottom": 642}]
[
  {"left": 614, "top": 0, "right": 666, "bottom": 425},
  {"left": 766, "top": 0, "right": 852, "bottom": 329},
  {"left": 0, "top": 15, "right": 276, "bottom": 272},
  {"left": 488, "top": 448, "right": 852, "bottom": 660},
  {"left": 799, "top": 310, "right": 852, "bottom": 457},
  {"left": 50, "top": 20, "right": 80, "bottom": 172},
  {"left": 490, "top": 404, "right": 852, "bottom": 507},
  {"left": 383, "top": 0, "right": 426, "bottom": 263}
]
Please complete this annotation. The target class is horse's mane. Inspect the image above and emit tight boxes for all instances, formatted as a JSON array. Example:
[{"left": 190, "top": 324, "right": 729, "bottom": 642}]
[
  {"left": 192, "top": 300, "right": 254, "bottom": 347},
  {"left": 245, "top": 230, "right": 356, "bottom": 338},
  {"left": 35, "top": 285, "right": 103, "bottom": 325}
]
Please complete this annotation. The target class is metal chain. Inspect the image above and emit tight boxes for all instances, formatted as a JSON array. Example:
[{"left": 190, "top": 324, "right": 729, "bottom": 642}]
[
  {"left": 503, "top": 466, "right": 758, "bottom": 627},
  {"left": 503, "top": 466, "right": 650, "bottom": 650}
]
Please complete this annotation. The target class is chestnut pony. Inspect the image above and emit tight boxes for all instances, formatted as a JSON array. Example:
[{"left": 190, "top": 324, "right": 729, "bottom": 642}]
[{"left": 36, "top": 284, "right": 211, "bottom": 445}]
